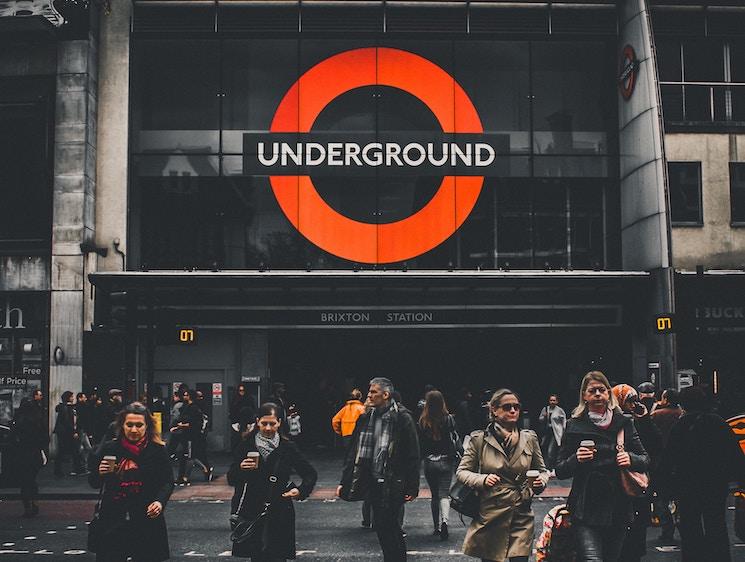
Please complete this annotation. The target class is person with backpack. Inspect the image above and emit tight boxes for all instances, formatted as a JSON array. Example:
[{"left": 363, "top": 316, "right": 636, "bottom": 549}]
[
  {"left": 418, "top": 390, "right": 460, "bottom": 541},
  {"left": 456, "top": 388, "right": 549, "bottom": 561},
  {"left": 555, "top": 371, "right": 650, "bottom": 562},
  {"left": 657, "top": 385, "right": 745, "bottom": 561},
  {"left": 332, "top": 388, "right": 366, "bottom": 449}
]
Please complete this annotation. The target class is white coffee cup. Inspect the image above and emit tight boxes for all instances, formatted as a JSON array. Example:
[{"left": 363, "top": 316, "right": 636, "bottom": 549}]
[
  {"left": 102, "top": 455, "right": 117, "bottom": 471},
  {"left": 526, "top": 469, "right": 541, "bottom": 486},
  {"left": 579, "top": 439, "right": 596, "bottom": 450},
  {"left": 246, "top": 451, "right": 260, "bottom": 459}
]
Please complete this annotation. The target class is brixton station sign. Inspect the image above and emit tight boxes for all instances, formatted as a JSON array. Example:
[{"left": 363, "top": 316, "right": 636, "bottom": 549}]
[{"left": 245, "top": 47, "right": 488, "bottom": 264}]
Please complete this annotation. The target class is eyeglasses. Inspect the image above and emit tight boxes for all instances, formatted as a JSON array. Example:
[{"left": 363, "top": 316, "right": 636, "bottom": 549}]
[
  {"left": 586, "top": 387, "right": 608, "bottom": 395},
  {"left": 500, "top": 403, "right": 521, "bottom": 412}
]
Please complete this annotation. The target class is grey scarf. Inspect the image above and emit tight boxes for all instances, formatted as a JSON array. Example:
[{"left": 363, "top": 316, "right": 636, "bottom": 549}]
[{"left": 255, "top": 432, "right": 280, "bottom": 460}]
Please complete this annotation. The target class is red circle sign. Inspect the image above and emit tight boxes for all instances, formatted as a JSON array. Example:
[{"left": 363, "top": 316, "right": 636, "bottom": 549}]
[
  {"left": 619, "top": 44, "right": 638, "bottom": 101},
  {"left": 269, "top": 47, "right": 484, "bottom": 264}
]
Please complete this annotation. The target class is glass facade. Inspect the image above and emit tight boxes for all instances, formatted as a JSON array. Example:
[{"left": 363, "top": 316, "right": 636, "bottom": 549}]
[{"left": 130, "top": 38, "right": 617, "bottom": 269}]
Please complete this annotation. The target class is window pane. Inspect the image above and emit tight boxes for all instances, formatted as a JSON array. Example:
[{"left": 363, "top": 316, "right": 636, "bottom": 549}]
[
  {"left": 668, "top": 162, "right": 702, "bottom": 224},
  {"left": 656, "top": 40, "right": 682, "bottom": 82},
  {"left": 0, "top": 102, "right": 50, "bottom": 243},
  {"left": 496, "top": 184, "right": 532, "bottom": 268},
  {"left": 684, "top": 86, "right": 712, "bottom": 122},
  {"left": 661, "top": 85, "right": 684, "bottom": 121},
  {"left": 532, "top": 42, "right": 612, "bottom": 156},
  {"left": 732, "top": 86, "right": 745, "bottom": 122},
  {"left": 570, "top": 184, "right": 604, "bottom": 269},
  {"left": 730, "top": 41, "right": 745, "bottom": 83},
  {"left": 533, "top": 184, "right": 567, "bottom": 268},
  {"left": 132, "top": 41, "right": 219, "bottom": 153},
  {"left": 683, "top": 40, "right": 724, "bottom": 82},
  {"left": 730, "top": 163, "right": 745, "bottom": 223}
]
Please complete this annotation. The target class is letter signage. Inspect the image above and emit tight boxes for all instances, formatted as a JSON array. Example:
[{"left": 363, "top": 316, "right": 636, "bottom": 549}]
[{"left": 252, "top": 47, "right": 486, "bottom": 264}]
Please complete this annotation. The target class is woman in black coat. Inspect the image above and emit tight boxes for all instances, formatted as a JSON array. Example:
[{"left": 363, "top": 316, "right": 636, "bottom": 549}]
[
  {"left": 556, "top": 372, "right": 650, "bottom": 562},
  {"left": 88, "top": 402, "right": 174, "bottom": 562},
  {"left": 12, "top": 393, "right": 49, "bottom": 517},
  {"left": 228, "top": 402, "right": 318, "bottom": 561}
]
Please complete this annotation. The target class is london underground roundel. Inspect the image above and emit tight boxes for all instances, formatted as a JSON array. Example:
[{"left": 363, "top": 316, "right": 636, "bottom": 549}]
[{"left": 268, "top": 47, "right": 484, "bottom": 264}]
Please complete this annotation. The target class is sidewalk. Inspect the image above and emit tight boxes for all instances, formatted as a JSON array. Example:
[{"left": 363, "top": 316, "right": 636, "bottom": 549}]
[{"left": 0, "top": 447, "right": 571, "bottom": 500}]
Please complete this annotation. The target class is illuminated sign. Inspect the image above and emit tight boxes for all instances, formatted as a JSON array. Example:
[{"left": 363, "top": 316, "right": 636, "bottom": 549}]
[
  {"left": 177, "top": 328, "right": 197, "bottom": 345},
  {"left": 262, "top": 47, "right": 485, "bottom": 264},
  {"left": 654, "top": 315, "right": 675, "bottom": 333}
]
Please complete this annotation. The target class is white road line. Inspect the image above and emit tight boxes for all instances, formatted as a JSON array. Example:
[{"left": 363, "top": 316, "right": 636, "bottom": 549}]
[
  {"left": 655, "top": 546, "right": 681, "bottom": 552},
  {"left": 1, "top": 544, "right": 13, "bottom": 547},
  {"left": 33, "top": 550, "right": 53, "bottom": 555},
  {"left": 23, "top": 537, "right": 36, "bottom": 540},
  {"left": 0, "top": 550, "right": 29, "bottom": 554},
  {"left": 407, "top": 551, "right": 434, "bottom": 555},
  {"left": 217, "top": 551, "right": 232, "bottom": 557},
  {"left": 65, "top": 526, "right": 77, "bottom": 530},
  {"left": 297, "top": 551, "right": 318, "bottom": 555},
  {"left": 46, "top": 531, "right": 57, "bottom": 535},
  {"left": 447, "top": 550, "right": 466, "bottom": 556},
  {"left": 184, "top": 551, "right": 206, "bottom": 557},
  {"left": 63, "top": 550, "right": 87, "bottom": 555}
]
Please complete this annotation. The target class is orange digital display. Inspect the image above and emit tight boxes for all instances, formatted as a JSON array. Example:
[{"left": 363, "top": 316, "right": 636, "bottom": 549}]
[{"left": 268, "top": 47, "right": 484, "bottom": 264}]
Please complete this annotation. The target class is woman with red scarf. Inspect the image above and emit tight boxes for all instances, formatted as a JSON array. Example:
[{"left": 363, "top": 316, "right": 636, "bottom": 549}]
[{"left": 88, "top": 402, "right": 174, "bottom": 562}]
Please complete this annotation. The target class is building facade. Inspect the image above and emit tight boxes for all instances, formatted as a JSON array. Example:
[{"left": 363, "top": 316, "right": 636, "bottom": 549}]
[{"left": 1, "top": 0, "right": 742, "bottom": 445}]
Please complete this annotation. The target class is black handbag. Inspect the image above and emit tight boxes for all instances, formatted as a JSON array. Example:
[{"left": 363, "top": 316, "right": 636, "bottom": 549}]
[
  {"left": 229, "top": 454, "right": 282, "bottom": 544},
  {"left": 449, "top": 433, "right": 487, "bottom": 518},
  {"left": 87, "top": 483, "right": 128, "bottom": 553}
]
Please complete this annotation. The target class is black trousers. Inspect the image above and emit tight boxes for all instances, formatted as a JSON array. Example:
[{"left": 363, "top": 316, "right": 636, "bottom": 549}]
[
  {"left": 54, "top": 436, "right": 83, "bottom": 475},
  {"left": 19, "top": 465, "right": 41, "bottom": 503},
  {"left": 574, "top": 521, "right": 626, "bottom": 562},
  {"left": 370, "top": 482, "right": 406, "bottom": 561},
  {"left": 678, "top": 494, "right": 731, "bottom": 562}
]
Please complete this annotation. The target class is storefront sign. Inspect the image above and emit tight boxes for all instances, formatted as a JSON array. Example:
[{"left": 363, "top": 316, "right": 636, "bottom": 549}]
[
  {"left": 618, "top": 44, "right": 639, "bottom": 101},
  {"left": 0, "top": 376, "right": 27, "bottom": 388},
  {"left": 694, "top": 306, "right": 745, "bottom": 332},
  {"left": 254, "top": 47, "right": 485, "bottom": 264},
  {"left": 0, "top": 299, "right": 26, "bottom": 329},
  {"left": 212, "top": 382, "right": 223, "bottom": 406}
]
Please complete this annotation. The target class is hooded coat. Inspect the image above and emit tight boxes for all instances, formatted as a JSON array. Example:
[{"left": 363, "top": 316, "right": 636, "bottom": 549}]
[
  {"left": 456, "top": 428, "right": 549, "bottom": 561},
  {"left": 228, "top": 432, "right": 317, "bottom": 559}
]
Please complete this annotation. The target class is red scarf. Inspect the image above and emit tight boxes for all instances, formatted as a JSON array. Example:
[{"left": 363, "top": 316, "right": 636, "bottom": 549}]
[{"left": 120, "top": 436, "right": 147, "bottom": 457}]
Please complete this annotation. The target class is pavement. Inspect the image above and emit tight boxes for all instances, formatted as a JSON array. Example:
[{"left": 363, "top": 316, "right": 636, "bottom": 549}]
[{"left": 0, "top": 447, "right": 743, "bottom": 560}]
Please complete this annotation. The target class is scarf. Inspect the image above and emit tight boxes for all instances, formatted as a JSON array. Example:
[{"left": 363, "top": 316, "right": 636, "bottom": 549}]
[
  {"left": 490, "top": 422, "right": 519, "bottom": 459},
  {"left": 255, "top": 432, "right": 280, "bottom": 460},
  {"left": 120, "top": 436, "right": 147, "bottom": 457},
  {"left": 113, "top": 438, "right": 147, "bottom": 506},
  {"left": 588, "top": 407, "right": 613, "bottom": 429},
  {"left": 357, "top": 401, "right": 396, "bottom": 478}
]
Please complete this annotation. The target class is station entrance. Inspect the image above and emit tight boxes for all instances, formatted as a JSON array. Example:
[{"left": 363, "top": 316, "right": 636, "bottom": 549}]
[{"left": 269, "top": 327, "right": 631, "bottom": 447}]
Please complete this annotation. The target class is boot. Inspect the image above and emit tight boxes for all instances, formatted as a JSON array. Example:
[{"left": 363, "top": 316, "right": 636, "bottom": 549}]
[{"left": 22, "top": 500, "right": 33, "bottom": 518}]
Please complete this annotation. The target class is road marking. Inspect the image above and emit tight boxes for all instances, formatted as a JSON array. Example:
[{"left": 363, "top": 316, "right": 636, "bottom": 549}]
[
  {"left": 447, "top": 550, "right": 466, "bottom": 556},
  {"left": 0, "top": 550, "right": 29, "bottom": 554},
  {"left": 34, "top": 550, "right": 53, "bottom": 555},
  {"left": 66, "top": 526, "right": 77, "bottom": 530},
  {"left": 1, "top": 544, "right": 13, "bottom": 547},
  {"left": 407, "top": 551, "right": 434, "bottom": 555},
  {"left": 322, "top": 498, "right": 337, "bottom": 503},
  {"left": 208, "top": 500, "right": 224, "bottom": 503},
  {"left": 46, "top": 531, "right": 56, "bottom": 535},
  {"left": 63, "top": 550, "right": 87, "bottom": 555},
  {"left": 218, "top": 551, "right": 232, "bottom": 557},
  {"left": 23, "top": 537, "right": 36, "bottom": 540},
  {"left": 297, "top": 551, "right": 317, "bottom": 555},
  {"left": 656, "top": 546, "right": 681, "bottom": 552},
  {"left": 184, "top": 551, "right": 205, "bottom": 557}
]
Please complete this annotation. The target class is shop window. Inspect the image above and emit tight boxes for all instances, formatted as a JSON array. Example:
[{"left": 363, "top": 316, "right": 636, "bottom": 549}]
[
  {"left": 668, "top": 162, "right": 702, "bottom": 225},
  {"left": 730, "top": 163, "right": 745, "bottom": 225},
  {"left": 0, "top": 100, "right": 51, "bottom": 252}
]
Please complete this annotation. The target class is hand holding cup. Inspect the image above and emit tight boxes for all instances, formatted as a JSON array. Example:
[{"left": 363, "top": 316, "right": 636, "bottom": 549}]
[
  {"left": 577, "top": 440, "right": 596, "bottom": 463},
  {"left": 99, "top": 455, "right": 117, "bottom": 475},
  {"left": 240, "top": 451, "right": 260, "bottom": 471}
]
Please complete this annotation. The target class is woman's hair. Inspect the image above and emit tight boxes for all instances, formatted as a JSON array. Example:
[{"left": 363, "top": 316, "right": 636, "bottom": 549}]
[
  {"left": 350, "top": 388, "right": 363, "bottom": 401},
  {"left": 418, "top": 390, "right": 449, "bottom": 440},
  {"left": 572, "top": 371, "right": 619, "bottom": 418},
  {"left": 489, "top": 388, "right": 520, "bottom": 421},
  {"left": 256, "top": 402, "right": 281, "bottom": 420},
  {"left": 61, "top": 390, "right": 73, "bottom": 403},
  {"left": 115, "top": 401, "right": 164, "bottom": 445}
]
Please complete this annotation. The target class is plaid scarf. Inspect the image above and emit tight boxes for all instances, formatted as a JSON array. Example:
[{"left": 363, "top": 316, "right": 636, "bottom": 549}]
[{"left": 356, "top": 401, "right": 397, "bottom": 478}]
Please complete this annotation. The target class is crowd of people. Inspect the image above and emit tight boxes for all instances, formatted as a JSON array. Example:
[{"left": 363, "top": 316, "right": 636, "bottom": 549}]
[{"left": 6, "top": 371, "right": 745, "bottom": 561}]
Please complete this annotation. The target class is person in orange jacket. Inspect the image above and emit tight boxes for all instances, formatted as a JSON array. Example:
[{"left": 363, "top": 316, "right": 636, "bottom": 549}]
[{"left": 332, "top": 389, "right": 366, "bottom": 450}]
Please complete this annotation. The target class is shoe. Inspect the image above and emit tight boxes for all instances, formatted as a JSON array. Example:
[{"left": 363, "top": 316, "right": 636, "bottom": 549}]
[
  {"left": 401, "top": 530, "right": 407, "bottom": 538},
  {"left": 361, "top": 520, "right": 371, "bottom": 529},
  {"left": 439, "top": 522, "right": 448, "bottom": 541},
  {"left": 432, "top": 528, "right": 440, "bottom": 536},
  {"left": 205, "top": 467, "right": 214, "bottom": 482}
]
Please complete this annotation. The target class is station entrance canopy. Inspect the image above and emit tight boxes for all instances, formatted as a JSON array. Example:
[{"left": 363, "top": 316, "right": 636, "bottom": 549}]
[{"left": 88, "top": 271, "right": 649, "bottom": 334}]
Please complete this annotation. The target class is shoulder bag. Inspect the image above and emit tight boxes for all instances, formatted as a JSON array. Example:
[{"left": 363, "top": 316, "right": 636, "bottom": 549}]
[
  {"left": 449, "top": 432, "right": 487, "bottom": 518},
  {"left": 229, "top": 452, "right": 282, "bottom": 544},
  {"left": 87, "top": 481, "right": 128, "bottom": 553},
  {"left": 616, "top": 427, "right": 649, "bottom": 497}
]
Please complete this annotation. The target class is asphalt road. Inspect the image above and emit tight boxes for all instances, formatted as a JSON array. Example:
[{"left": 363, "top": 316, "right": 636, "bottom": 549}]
[{"left": 2, "top": 495, "right": 744, "bottom": 561}]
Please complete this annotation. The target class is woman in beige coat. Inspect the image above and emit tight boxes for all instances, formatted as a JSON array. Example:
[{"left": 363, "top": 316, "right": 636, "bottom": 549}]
[{"left": 456, "top": 388, "right": 549, "bottom": 562}]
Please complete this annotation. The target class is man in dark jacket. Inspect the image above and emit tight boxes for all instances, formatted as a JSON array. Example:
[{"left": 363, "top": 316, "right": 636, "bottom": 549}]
[
  {"left": 53, "top": 391, "right": 85, "bottom": 476},
  {"left": 657, "top": 385, "right": 745, "bottom": 562},
  {"left": 337, "top": 377, "right": 420, "bottom": 561}
]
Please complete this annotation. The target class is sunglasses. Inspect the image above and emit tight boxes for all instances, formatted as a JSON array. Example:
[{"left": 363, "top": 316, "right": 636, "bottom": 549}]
[{"left": 499, "top": 403, "right": 521, "bottom": 412}]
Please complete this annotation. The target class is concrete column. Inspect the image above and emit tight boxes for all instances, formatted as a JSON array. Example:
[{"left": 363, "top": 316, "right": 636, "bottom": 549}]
[
  {"left": 95, "top": 0, "right": 132, "bottom": 273},
  {"left": 49, "top": 35, "right": 98, "bottom": 433}
]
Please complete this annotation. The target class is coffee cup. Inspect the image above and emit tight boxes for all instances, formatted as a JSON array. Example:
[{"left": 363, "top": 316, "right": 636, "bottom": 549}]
[
  {"left": 101, "top": 455, "right": 117, "bottom": 472},
  {"left": 246, "top": 451, "right": 260, "bottom": 459},
  {"left": 579, "top": 439, "right": 595, "bottom": 450},
  {"left": 526, "top": 469, "right": 541, "bottom": 486}
]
